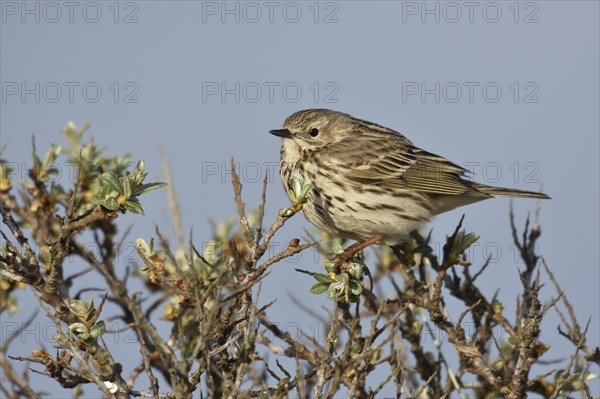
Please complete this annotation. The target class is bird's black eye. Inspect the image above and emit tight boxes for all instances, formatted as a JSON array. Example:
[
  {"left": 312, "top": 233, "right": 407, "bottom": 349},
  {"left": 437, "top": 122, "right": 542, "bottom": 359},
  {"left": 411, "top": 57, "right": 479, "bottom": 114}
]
[{"left": 309, "top": 128, "right": 319, "bottom": 137}]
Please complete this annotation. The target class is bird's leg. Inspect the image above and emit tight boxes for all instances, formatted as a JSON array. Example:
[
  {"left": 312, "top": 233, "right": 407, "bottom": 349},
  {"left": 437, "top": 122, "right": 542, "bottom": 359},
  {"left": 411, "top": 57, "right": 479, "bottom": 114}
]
[
  {"left": 333, "top": 235, "right": 384, "bottom": 271},
  {"left": 362, "top": 263, "right": 374, "bottom": 297}
]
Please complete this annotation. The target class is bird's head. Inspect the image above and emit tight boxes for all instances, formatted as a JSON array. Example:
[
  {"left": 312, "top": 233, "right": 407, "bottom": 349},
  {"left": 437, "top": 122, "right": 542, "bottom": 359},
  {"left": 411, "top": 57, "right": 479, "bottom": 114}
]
[{"left": 269, "top": 109, "right": 352, "bottom": 151}]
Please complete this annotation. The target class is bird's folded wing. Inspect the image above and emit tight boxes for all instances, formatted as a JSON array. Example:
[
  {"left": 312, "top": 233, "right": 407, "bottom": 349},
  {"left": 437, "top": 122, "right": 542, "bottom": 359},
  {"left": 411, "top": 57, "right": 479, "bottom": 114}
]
[
  {"left": 320, "top": 136, "right": 480, "bottom": 196},
  {"left": 403, "top": 149, "right": 482, "bottom": 196}
]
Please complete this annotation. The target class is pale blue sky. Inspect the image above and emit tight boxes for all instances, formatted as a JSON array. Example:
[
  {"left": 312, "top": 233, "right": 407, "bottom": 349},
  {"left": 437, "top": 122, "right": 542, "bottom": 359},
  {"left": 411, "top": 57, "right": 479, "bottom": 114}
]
[{"left": 1, "top": 1, "right": 599, "bottom": 397}]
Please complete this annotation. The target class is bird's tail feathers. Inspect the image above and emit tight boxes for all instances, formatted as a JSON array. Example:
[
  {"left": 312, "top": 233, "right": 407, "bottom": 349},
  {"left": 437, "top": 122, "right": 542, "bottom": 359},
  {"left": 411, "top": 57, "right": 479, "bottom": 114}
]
[{"left": 476, "top": 185, "right": 550, "bottom": 200}]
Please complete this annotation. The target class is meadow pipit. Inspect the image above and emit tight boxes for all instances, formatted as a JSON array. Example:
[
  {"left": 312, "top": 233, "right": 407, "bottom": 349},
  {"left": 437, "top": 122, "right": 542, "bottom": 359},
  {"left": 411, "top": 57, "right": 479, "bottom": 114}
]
[{"left": 270, "top": 109, "right": 550, "bottom": 248}]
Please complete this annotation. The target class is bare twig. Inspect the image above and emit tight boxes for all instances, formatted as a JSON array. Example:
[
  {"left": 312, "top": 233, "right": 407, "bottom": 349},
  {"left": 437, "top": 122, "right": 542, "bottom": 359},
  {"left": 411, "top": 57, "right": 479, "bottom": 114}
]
[
  {"left": 0, "top": 312, "right": 41, "bottom": 399},
  {"left": 158, "top": 144, "right": 184, "bottom": 248},
  {"left": 552, "top": 319, "right": 591, "bottom": 398},
  {"left": 231, "top": 158, "right": 255, "bottom": 247}
]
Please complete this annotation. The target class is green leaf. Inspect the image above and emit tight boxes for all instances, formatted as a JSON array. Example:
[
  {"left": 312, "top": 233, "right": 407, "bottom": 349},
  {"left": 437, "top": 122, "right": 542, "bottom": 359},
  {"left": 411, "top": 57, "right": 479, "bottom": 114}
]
[
  {"left": 136, "top": 238, "right": 151, "bottom": 254},
  {"left": 40, "top": 245, "right": 52, "bottom": 265},
  {"left": 124, "top": 200, "right": 144, "bottom": 215},
  {"left": 347, "top": 262, "right": 363, "bottom": 280},
  {"left": 459, "top": 232, "right": 480, "bottom": 251},
  {"left": 69, "top": 322, "right": 88, "bottom": 341},
  {"left": 89, "top": 321, "right": 106, "bottom": 339},
  {"left": 135, "top": 182, "right": 167, "bottom": 196},
  {"left": 136, "top": 159, "right": 145, "bottom": 173},
  {"left": 122, "top": 175, "right": 132, "bottom": 200},
  {"left": 106, "top": 197, "right": 120, "bottom": 211},
  {"left": 310, "top": 282, "right": 329, "bottom": 295},
  {"left": 70, "top": 300, "right": 91, "bottom": 319},
  {"left": 337, "top": 272, "right": 349, "bottom": 285},
  {"left": 448, "top": 230, "right": 480, "bottom": 260},
  {"left": 313, "top": 273, "right": 333, "bottom": 283},
  {"left": 349, "top": 280, "right": 363, "bottom": 296},
  {"left": 69, "top": 323, "right": 88, "bottom": 334},
  {"left": 53, "top": 333, "right": 67, "bottom": 343},
  {"left": 326, "top": 284, "right": 339, "bottom": 300},
  {"left": 62, "top": 123, "right": 82, "bottom": 147},
  {"left": 300, "top": 183, "right": 313, "bottom": 198},
  {"left": 40, "top": 145, "right": 61, "bottom": 180},
  {"left": 99, "top": 172, "right": 123, "bottom": 195},
  {"left": 292, "top": 178, "right": 302, "bottom": 197},
  {"left": 94, "top": 196, "right": 120, "bottom": 211},
  {"left": 98, "top": 184, "right": 112, "bottom": 197},
  {"left": 80, "top": 333, "right": 94, "bottom": 344}
]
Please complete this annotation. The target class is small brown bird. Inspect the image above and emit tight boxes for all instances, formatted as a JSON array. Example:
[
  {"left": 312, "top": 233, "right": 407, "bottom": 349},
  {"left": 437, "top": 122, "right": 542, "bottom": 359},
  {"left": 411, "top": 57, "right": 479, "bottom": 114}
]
[{"left": 270, "top": 109, "right": 550, "bottom": 246}]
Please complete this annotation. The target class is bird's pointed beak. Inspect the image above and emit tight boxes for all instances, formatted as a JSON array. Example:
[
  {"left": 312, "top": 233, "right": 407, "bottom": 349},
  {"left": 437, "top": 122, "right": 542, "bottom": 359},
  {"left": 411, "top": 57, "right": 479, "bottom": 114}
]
[{"left": 269, "top": 129, "right": 292, "bottom": 138}]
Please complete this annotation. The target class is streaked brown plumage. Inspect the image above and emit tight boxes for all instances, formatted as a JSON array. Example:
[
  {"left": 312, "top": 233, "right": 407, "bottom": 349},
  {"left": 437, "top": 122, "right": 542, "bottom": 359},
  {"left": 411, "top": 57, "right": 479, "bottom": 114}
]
[{"left": 270, "top": 109, "right": 550, "bottom": 245}]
